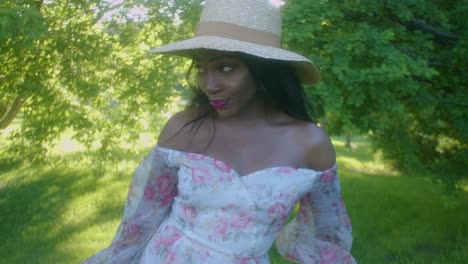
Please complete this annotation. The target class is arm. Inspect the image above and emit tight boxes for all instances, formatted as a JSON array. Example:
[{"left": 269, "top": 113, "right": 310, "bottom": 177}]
[
  {"left": 276, "top": 126, "right": 356, "bottom": 263},
  {"left": 276, "top": 166, "right": 356, "bottom": 263},
  {"left": 83, "top": 147, "right": 178, "bottom": 264}
]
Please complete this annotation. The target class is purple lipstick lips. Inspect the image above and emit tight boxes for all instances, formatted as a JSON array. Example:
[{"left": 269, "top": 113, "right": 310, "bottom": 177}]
[{"left": 210, "top": 99, "right": 230, "bottom": 109}]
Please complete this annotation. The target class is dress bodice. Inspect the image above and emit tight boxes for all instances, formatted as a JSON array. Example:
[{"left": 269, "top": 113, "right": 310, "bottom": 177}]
[{"left": 165, "top": 147, "right": 323, "bottom": 257}]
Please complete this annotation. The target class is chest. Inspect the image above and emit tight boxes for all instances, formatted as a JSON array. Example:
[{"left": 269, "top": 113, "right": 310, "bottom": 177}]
[{"left": 196, "top": 123, "right": 307, "bottom": 176}]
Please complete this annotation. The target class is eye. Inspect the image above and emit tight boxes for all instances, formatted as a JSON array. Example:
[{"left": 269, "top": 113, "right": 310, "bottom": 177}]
[
  {"left": 195, "top": 64, "right": 205, "bottom": 74},
  {"left": 220, "top": 65, "right": 233, "bottom": 72}
]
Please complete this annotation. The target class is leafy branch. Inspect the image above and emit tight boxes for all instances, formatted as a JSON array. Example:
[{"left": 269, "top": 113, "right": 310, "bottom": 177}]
[{"left": 0, "top": 97, "right": 26, "bottom": 130}]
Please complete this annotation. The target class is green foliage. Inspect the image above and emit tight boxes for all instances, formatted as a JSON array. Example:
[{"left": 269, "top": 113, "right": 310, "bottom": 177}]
[
  {"left": 1, "top": 0, "right": 466, "bottom": 190},
  {"left": 282, "top": 0, "right": 467, "bottom": 189},
  {"left": 0, "top": 0, "right": 203, "bottom": 162}
]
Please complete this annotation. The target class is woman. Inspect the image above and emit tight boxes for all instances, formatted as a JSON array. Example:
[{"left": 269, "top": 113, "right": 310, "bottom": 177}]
[{"left": 84, "top": 0, "right": 356, "bottom": 263}]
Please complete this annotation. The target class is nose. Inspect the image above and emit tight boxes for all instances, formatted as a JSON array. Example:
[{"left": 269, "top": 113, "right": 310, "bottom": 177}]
[{"left": 203, "top": 72, "right": 221, "bottom": 94}]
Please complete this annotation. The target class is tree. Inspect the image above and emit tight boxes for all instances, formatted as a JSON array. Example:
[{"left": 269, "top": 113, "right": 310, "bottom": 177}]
[
  {"left": 282, "top": 0, "right": 467, "bottom": 189},
  {"left": 0, "top": 0, "right": 202, "bottom": 161}
]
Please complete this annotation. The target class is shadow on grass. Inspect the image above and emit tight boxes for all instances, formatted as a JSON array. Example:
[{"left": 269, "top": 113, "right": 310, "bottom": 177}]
[
  {"left": 332, "top": 136, "right": 400, "bottom": 177},
  {"left": 340, "top": 170, "right": 468, "bottom": 264},
  {"left": 0, "top": 157, "right": 23, "bottom": 174},
  {"left": 0, "top": 147, "right": 150, "bottom": 264}
]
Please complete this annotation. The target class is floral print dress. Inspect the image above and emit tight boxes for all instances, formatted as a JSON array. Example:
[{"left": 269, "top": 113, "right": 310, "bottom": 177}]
[{"left": 84, "top": 146, "right": 356, "bottom": 264}]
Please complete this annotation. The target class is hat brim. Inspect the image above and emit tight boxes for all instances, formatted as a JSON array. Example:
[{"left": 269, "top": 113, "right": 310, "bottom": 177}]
[{"left": 150, "top": 35, "right": 320, "bottom": 85}]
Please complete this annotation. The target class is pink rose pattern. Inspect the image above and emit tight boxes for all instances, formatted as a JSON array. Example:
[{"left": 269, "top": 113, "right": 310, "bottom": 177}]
[
  {"left": 83, "top": 148, "right": 355, "bottom": 264},
  {"left": 120, "top": 222, "right": 141, "bottom": 240},
  {"left": 149, "top": 224, "right": 183, "bottom": 259},
  {"left": 213, "top": 216, "right": 229, "bottom": 237},
  {"left": 144, "top": 173, "right": 176, "bottom": 201},
  {"left": 191, "top": 167, "right": 212, "bottom": 183},
  {"left": 235, "top": 256, "right": 262, "bottom": 264},
  {"left": 319, "top": 247, "right": 338, "bottom": 263},
  {"left": 230, "top": 211, "right": 255, "bottom": 231},
  {"left": 267, "top": 202, "right": 287, "bottom": 219},
  {"left": 162, "top": 250, "right": 177, "bottom": 264},
  {"left": 157, "top": 173, "right": 176, "bottom": 195},
  {"left": 214, "top": 159, "right": 232, "bottom": 173},
  {"left": 143, "top": 184, "right": 156, "bottom": 200},
  {"left": 182, "top": 205, "right": 197, "bottom": 221},
  {"left": 185, "top": 152, "right": 206, "bottom": 160},
  {"left": 320, "top": 169, "right": 335, "bottom": 183}
]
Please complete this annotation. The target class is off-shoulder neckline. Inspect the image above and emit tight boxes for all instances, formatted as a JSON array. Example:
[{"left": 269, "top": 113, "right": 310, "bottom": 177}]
[{"left": 155, "top": 145, "right": 336, "bottom": 178}]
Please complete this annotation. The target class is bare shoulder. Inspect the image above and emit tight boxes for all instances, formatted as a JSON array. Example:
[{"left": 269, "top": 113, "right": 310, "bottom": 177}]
[
  {"left": 157, "top": 108, "right": 206, "bottom": 150},
  {"left": 296, "top": 122, "right": 336, "bottom": 171}
]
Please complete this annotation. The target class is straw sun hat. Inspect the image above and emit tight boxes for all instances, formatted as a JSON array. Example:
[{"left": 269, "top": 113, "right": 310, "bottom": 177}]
[{"left": 150, "top": 0, "right": 320, "bottom": 85}]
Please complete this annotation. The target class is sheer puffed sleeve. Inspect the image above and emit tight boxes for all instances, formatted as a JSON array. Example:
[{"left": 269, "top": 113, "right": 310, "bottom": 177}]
[
  {"left": 276, "top": 166, "right": 357, "bottom": 264},
  {"left": 83, "top": 146, "right": 179, "bottom": 264}
]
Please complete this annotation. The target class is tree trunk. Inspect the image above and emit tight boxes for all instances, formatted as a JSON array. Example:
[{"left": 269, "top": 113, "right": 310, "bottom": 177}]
[
  {"left": 0, "top": 97, "right": 26, "bottom": 130},
  {"left": 345, "top": 132, "right": 351, "bottom": 149},
  {"left": 319, "top": 117, "right": 327, "bottom": 132},
  {"left": 0, "top": 103, "right": 6, "bottom": 119}
]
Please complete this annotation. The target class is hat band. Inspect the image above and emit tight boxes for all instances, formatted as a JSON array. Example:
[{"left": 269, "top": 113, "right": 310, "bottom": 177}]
[{"left": 195, "top": 21, "right": 281, "bottom": 48}]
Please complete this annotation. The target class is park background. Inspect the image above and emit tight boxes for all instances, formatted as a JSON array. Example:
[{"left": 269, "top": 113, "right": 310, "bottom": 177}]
[{"left": 1, "top": 0, "right": 467, "bottom": 263}]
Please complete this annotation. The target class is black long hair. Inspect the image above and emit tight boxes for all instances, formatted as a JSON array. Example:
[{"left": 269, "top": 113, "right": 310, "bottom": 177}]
[{"left": 241, "top": 54, "right": 316, "bottom": 122}]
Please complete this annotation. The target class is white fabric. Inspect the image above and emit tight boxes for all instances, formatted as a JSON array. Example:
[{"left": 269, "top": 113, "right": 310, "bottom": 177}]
[{"left": 83, "top": 146, "right": 356, "bottom": 264}]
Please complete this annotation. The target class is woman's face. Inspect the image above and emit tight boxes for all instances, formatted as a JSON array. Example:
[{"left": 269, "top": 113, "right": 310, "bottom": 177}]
[{"left": 195, "top": 51, "right": 260, "bottom": 119}]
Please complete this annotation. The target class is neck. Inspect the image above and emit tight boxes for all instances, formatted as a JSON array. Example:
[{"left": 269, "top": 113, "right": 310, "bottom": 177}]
[{"left": 215, "top": 99, "right": 284, "bottom": 126}]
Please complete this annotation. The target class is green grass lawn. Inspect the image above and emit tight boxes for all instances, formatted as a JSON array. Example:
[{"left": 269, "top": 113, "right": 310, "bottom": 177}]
[{"left": 0, "top": 136, "right": 467, "bottom": 263}]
